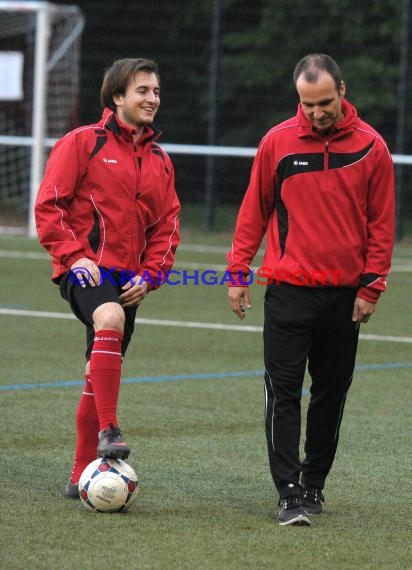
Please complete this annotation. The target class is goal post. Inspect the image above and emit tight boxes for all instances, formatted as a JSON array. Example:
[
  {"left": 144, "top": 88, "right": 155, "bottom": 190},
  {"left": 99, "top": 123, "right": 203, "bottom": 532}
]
[{"left": 0, "top": 1, "right": 84, "bottom": 237}]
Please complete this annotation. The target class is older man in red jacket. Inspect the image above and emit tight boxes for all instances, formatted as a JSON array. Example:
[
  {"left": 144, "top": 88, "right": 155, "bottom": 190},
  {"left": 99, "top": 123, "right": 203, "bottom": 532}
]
[{"left": 227, "top": 54, "right": 395, "bottom": 526}]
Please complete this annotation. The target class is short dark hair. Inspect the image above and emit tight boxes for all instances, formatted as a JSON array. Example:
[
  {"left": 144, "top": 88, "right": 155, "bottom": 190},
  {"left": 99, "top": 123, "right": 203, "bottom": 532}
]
[
  {"left": 293, "top": 54, "right": 343, "bottom": 93},
  {"left": 100, "top": 58, "right": 160, "bottom": 111}
]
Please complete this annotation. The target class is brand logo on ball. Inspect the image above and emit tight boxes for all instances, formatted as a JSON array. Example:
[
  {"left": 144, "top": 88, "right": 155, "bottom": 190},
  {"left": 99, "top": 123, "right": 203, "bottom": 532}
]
[{"left": 97, "top": 485, "right": 118, "bottom": 502}]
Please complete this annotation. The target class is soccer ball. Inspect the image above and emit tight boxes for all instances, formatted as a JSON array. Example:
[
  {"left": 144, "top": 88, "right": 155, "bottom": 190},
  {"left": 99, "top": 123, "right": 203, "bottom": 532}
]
[{"left": 78, "top": 457, "right": 139, "bottom": 513}]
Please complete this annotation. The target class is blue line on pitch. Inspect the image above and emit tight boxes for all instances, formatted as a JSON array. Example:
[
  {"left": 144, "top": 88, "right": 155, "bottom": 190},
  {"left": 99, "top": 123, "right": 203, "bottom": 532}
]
[
  {"left": 1, "top": 362, "right": 412, "bottom": 392},
  {"left": 0, "top": 370, "right": 262, "bottom": 391},
  {"left": 354, "top": 362, "right": 412, "bottom": 370}
]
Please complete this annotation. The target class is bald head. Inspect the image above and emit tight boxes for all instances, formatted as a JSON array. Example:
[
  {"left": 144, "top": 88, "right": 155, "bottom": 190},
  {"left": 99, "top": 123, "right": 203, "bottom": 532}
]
[{"left": 293, "top": 54, "right": 343, "bottom": 94}]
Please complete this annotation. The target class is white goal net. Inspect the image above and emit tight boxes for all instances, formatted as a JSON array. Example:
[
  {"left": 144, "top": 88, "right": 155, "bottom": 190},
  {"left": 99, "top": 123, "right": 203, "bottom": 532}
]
[{"left": 0, "top": 1, "right": 84, "bottom": 236}]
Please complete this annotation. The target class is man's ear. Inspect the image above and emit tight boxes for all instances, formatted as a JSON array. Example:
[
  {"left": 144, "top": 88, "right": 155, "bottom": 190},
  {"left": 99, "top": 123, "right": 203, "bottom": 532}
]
[
  {"left": 112, "top": 93, "right": 122, "bottom": 106},
  {"left": 340, "top": 81, "right": 346, "bottom": 98}
]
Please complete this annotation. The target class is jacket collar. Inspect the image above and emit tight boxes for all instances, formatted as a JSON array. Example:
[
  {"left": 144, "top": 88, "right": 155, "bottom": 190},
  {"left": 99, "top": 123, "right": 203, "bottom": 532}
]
[
  {"left": 100, "top": 108, "right": 161, "bottom": 143},
  {"left": 296, "top": 98, "right": 359, "bottom": 139}
]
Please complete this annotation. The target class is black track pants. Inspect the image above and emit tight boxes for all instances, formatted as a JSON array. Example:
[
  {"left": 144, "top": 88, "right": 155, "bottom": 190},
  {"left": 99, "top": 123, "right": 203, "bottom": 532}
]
[{"left": 263, "top": 283, "right": 359, "bottom": 499}]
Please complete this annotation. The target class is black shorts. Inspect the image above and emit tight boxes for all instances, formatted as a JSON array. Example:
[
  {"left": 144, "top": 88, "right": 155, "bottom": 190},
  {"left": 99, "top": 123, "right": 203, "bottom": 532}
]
[{"left": 59, "top": 268, "right": 138, "bottom": 361}]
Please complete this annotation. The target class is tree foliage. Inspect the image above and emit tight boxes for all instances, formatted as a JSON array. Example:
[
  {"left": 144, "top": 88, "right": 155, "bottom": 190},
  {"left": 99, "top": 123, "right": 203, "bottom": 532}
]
[
  {"left": 218, "top": 0, "right": 405, "bottom": 149},
  {"left": 65, "top": 0, "right": 410, "bottom": 208}
]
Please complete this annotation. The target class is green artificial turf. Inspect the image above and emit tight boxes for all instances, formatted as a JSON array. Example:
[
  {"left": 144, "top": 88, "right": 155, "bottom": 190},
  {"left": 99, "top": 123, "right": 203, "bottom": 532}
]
[{"left": 0, "top": 229, "right": 411, "bottom": 569}]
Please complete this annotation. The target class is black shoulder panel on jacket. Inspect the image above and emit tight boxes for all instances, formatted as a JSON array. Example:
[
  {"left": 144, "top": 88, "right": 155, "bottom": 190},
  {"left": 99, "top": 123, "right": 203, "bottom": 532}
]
[
  {"left": 277, "top": 153, "right": 325, "bottom": 182},
  {"left": 106, "top": 114, "right": 121, "bottom": 135},
  {"left": 90, "top": 132, "right": 108, "bottom": 159},
  {"left": 329, "top": 140, "right": 375, "bottom": 169},
  {"left": 151, "top": 144, "right": 170, "bottom": 174}
]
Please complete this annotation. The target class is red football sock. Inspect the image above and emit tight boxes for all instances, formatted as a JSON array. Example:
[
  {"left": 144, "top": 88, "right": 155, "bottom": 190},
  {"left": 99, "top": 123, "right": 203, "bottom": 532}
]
[
  {"left": 70, "top": 374, "right": 99, "bottom": 484},
  {"left": 89, "top": 329, "right": 123, "bottom": 432}
]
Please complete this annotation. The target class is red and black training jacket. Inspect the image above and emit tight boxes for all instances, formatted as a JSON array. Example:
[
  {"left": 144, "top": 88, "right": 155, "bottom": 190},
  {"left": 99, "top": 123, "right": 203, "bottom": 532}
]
[
  {"left": 35, "top": 108, "right": 180, "bottom": 287},
  {"left": 227, "top": 99, "right": 395, "bottom": 302}
]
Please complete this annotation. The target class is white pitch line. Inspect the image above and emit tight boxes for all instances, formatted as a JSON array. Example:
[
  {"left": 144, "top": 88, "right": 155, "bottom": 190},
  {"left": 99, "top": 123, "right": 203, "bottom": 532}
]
[
  {"left": 0, "top": 247, "right": 232, "bottom": 259},
  {"left": 0, "top": 250, "right": 229, "bottom": 271},
  {"left": 0, "top": 308, "right": 76, "bottom": 320},
  {"left": 390, "top": 266, "right": 412, "bottom": 272},
  {"left": 178, "top": 243, "right": 265, "bottom": 255},
  {"left": 0, "top": 249, "right": 411, "bottom": 273},
  {"left": 0, "top": 249, "right": 49, "bottom": 260},
  {"left": 0, "top": 247, "right": 259, "bottom": 259},
  {"left": 175, "top": 261, "right": 228, "bottom": 271},
  {"left": 358, "top": 333, "right": 412, "bottom": 343},
  {"left": 0, "top": 308, "right": 411, "bottom": 342},
  {"left": 0, "top": 226, "right": 26, "bottom": 235},
  {"left": 135, "top": 317, "right": 261, "bottom": 332},
  {"left": 178, "top": 244, "right": 230, "bottom": 254}
]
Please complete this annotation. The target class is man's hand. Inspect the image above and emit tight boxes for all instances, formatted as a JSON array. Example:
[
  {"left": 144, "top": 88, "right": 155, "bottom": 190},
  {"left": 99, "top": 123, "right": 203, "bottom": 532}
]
[
  {"left": 352, "top": 296, "right": 376, "bottom": 329},
  {"left": 119, "top": 275, "right": 149, "bottom": 308},
  {"left": 228, "top": 286, "right": 252, "bottom": 320},
  {"left": 70, "top": 258, "right": 101, "bottom": 288}
]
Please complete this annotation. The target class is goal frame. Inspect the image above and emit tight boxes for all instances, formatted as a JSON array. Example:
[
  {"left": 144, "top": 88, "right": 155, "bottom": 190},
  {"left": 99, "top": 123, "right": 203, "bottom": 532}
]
[{"left": 0, "top": 1, "right": 84, "bottom": 237}]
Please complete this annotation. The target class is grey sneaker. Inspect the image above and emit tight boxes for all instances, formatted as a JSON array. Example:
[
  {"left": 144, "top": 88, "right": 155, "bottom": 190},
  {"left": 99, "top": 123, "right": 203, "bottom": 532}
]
[
  {"left": 303, "top": 486, "right": 324, "bottom": 515},
  {"left": 64, "top": 480, "right": 79, "bottom": 499},
  {"left": 278, "top": 496, "right": 311, "bottom": 526},
  {"left": 97, "top": 423, "right": 130, "bottom": 459}
]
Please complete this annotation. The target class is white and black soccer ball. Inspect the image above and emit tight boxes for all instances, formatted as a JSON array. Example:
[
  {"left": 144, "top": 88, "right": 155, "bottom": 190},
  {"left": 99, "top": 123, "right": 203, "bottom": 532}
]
[{"left": 78, "top": 457, "right": 138, "bottom": 513}]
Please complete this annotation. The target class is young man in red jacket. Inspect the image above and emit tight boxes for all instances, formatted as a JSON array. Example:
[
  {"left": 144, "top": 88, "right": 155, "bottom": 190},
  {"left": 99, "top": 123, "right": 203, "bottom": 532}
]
[
  {"left": 227, "top": 54, "right": 395, "bottom": 526},
  {"left": 35, "top": 58, "right": 180, "bottom": 498}
]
